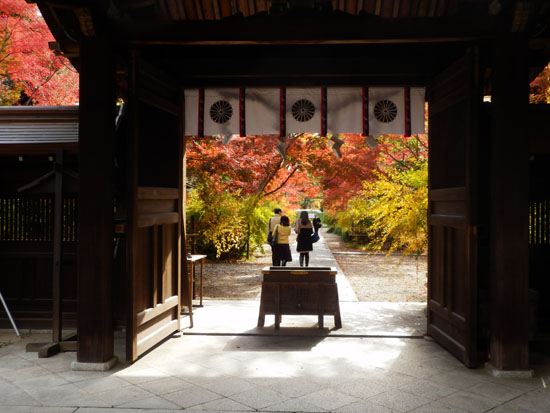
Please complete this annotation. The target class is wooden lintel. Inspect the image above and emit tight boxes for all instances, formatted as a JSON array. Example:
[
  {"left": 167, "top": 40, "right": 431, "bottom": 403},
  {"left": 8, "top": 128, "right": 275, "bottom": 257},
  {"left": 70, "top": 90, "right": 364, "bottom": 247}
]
[
  {"left": 113, "top": 16, "right": 494, "bottom": 45},
  {"left": 180, "top": 75, "right": 430, "bottom": 88}
]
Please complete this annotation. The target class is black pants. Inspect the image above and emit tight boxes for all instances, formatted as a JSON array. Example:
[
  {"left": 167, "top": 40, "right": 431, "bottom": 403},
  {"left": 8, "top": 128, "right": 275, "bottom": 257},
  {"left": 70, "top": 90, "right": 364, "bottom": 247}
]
[{"left": 299, "top": 252, "right": 309, "bottom": 267}]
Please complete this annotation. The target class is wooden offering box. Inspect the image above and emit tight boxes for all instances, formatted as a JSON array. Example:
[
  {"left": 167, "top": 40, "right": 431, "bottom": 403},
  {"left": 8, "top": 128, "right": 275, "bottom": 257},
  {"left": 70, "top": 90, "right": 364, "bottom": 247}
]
[{"left": 257, "top": 266, "right": 342, "bottom": 329}]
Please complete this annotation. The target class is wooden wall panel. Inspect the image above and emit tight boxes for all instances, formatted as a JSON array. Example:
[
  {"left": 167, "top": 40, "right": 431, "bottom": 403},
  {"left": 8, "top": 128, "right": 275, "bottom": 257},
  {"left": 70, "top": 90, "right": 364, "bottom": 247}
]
[
  {"left": 429, "top": 53, "right": 471, "bottom": 191},
  {"left": 162, "top": 223, "right": 178, "bottom": 299},
  {"left": 136, "top": 227, "right": 154, "bottom": 311},
  {"left": 450, "top": 227, "right": 466, "bottom": 316},
  {"left": 0, "top": 244, "right": 77, "bottom": 329}
]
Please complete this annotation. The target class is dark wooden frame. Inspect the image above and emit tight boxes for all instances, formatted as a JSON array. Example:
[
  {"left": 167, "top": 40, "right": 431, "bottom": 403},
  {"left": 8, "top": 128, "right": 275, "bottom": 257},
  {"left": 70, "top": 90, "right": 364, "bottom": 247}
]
[{"left": 30, "top": 0, "right": 550, "bottom": 371}]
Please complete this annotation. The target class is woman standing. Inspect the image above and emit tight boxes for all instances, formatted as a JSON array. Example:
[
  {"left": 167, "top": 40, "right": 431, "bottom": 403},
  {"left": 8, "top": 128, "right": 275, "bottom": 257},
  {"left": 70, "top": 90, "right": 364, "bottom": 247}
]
[
  {"left": 272, "top": 215, "right": 292, "bottom": 266},
  {"left": 294, "top": 211, "right": 314, "bottom": 267}
]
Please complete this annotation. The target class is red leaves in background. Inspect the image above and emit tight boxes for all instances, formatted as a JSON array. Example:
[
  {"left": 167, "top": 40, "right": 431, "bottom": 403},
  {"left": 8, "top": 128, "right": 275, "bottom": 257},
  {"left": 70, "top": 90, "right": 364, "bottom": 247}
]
[{"left": 0, "top": 0, "right": 78, "bottom": 105}]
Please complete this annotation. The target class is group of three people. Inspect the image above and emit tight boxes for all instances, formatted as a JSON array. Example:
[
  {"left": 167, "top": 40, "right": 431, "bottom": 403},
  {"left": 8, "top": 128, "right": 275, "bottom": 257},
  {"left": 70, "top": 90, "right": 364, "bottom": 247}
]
[{"left": 267, "top": 208, "right": 322, "bottom": 267}]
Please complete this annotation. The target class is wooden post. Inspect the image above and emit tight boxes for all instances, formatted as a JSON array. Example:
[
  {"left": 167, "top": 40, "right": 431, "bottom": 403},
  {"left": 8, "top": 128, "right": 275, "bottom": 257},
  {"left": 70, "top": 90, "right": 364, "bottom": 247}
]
[
  {"left": 52, "top": 149, "right": 63, "bottom": 344},
  {"left": 180, "top": 90, "right": 192, "bottom": 326},
  {"left": 126, "top": 50, "right": 139, "bottom": 361},
  {"left": 76, "top": 27, "right": 116, "bottom": 365},
  {"left": 178, "top": 90, "right": 186, "bottom": 329},
  {"left": 489, "top": 33, "right": 530, "bottom": 372}
]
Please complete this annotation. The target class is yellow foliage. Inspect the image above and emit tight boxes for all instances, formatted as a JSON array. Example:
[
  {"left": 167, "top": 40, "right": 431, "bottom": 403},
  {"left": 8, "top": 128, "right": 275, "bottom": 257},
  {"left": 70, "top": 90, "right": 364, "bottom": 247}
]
[
  {"left": 338, "top": 162, "right": 428, "bottom": 256},
  {"left": 187, "top": 185, "right": 246, "bottom": 258},
  {"left": 187, "top": 185, "right": 280, "bottom": 259}
]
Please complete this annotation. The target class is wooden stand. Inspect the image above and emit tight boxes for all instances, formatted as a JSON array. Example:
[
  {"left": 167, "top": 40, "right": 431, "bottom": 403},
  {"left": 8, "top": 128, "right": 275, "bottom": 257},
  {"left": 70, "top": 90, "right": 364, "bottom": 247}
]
[
  {"left": 184, "top": 254, "right": 207, "bottom": 328},
  {"left": 257, "top": 266, "right": 342, "bottom": 329}
]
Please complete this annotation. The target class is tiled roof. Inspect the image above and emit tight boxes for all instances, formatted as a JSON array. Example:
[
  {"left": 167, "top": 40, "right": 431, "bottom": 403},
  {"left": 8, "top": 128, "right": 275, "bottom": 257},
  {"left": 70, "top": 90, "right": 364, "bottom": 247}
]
[{"left": 0, "top": 107, "right": 79, "bottom": 145}]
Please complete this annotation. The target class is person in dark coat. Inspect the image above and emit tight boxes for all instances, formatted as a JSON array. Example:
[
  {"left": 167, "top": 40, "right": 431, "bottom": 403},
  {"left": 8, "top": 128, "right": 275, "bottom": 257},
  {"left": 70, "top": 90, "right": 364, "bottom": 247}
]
[
  {"left": 312, "top": 214, "right": 322, "bottom": 233},
  {"left": 294, "top": 211, "right": 314, "bottom": 267}
]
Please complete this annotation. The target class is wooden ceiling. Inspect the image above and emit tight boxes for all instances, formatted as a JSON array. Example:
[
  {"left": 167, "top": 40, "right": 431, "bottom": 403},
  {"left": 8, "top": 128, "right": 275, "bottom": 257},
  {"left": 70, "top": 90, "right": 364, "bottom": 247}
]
[
  {"left": 116, "top": 0, "right": 461, "bottom": 21},
  {"left": 36, "top": 0, "right": 550, "bottom": 88}
]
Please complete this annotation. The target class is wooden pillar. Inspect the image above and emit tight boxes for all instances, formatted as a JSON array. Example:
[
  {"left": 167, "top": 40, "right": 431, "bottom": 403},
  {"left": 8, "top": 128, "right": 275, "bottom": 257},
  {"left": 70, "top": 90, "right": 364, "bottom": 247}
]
[
  {"left": 125, "top": 50, "right": 139, "bottom": 361},
  {"left": 179, "top": 91, "right": 188, "bottom": 324},
  {"left": 52, "top": 149, "right": 64, "bottom": 344},
  {"left": 489, "top": 33, "right": 530, "bottom": 372},
  {"left": 179, "top": 90, "right": 191, "bottom": 325},
  {"left": 77, "top": 27, "right": 116, "bottom": 365}
]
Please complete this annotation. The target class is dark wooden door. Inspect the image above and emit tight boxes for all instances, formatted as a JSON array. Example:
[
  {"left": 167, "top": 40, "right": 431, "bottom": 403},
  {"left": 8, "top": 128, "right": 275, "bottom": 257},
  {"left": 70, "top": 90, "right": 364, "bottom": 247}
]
[
  {"left": 127, "top": 187, "right": 181, "bottom": 361},
  {"left": 125, "top": 58, "right": 183, "bottom": 361},
  {"left": 427, "top": 50, "right": 481, "bottom": 367}
]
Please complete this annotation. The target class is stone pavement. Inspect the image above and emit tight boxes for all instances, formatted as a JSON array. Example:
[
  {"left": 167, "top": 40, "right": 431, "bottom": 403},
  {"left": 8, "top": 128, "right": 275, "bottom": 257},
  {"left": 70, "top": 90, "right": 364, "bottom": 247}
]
[
  {"left": 186, "top": 300, "right": 427, "bottom": 337},
  {"left": 1, "top": 325, "right": 550, "bottom": 413},
  {"left": 1, "top": 231, "right": 549, "bottom": 412}
]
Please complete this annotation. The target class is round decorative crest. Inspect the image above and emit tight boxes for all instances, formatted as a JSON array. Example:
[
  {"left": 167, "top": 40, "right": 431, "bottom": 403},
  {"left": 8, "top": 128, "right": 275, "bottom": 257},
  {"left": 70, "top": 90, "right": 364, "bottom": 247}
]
[
  {"left": 374, "top": 99, "right": 398, "bottom": 123},
  {"left": 210, "top": 100, "right": 233, "bottom": 124},
  {"left": 291, "top": 99, "right": 315, "bottom": 122}
]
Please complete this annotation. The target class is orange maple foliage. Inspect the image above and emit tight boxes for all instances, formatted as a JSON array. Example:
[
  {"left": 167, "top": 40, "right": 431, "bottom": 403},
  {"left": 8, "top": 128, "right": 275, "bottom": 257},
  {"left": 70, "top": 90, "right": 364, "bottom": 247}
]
[
  {"left": 186, "top": 133, "right": 382, "bottom": 211},
  {"left": 0, "top": 0, "right": 78, "bottom": 105}
]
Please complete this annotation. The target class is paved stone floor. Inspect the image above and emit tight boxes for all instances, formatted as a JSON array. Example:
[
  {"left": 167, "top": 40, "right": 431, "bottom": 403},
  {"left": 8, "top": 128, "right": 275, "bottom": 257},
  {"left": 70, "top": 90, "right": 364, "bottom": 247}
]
[
  {"left": 1, "top": 233, "right": 549, "bottom": 412},
  {"left": 1, "top": 308, "right": 550, "bottom": 413}
]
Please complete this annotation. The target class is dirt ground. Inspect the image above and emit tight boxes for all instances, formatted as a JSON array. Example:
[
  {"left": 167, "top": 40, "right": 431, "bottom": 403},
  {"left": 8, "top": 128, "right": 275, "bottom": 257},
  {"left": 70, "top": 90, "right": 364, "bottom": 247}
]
[
  {"left": 324, "top": 231, "right": 427, "bottom": 302},
  {"left": 201, "top": 230, "right": 427, "bottom": 302}
]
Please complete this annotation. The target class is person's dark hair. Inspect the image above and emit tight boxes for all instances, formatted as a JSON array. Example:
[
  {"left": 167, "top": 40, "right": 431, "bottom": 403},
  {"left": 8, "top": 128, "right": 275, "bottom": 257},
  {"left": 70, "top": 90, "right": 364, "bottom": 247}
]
[
  {"left": 300, "top": 211, "right": 311, "bottom": 225},
  {"left": 280, "top": 215, "right": 290, "bottom": 226},
  {"left": 274, "top": 208, "right": 282, "bottom": 214}
]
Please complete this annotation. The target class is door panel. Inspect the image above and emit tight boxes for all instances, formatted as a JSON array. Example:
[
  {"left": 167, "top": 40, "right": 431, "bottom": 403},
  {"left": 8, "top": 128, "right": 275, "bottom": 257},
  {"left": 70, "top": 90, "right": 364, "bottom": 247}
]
[
  {"left": 428, "top": 50, "right": 480, "bottom": 367},
  {"left": 130, "top": 187, "right": 181, "bottom": 360}
]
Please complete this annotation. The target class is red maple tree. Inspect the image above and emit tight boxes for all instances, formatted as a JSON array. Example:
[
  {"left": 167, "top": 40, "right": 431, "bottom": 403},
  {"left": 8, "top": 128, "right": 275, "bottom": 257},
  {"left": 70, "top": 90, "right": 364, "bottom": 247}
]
[
  {"left": 186, "top": 133, "right": 381, "bottom": 211},
  {"left": 0, "top": 0, "right": 78, "bottom": 105}
]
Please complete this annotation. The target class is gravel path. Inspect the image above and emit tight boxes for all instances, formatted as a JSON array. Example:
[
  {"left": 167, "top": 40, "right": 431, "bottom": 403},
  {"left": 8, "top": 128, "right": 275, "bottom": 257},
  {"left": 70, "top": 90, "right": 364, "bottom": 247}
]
[{"left": 201, "top": 229, "right": 427, "bottom": 302}]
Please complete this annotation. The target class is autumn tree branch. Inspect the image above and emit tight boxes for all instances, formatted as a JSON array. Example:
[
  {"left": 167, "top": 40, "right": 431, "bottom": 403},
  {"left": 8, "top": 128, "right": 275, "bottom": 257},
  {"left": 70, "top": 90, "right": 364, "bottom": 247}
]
[{"left": 262, "top": 167, "right": 299, "bottom": 197}]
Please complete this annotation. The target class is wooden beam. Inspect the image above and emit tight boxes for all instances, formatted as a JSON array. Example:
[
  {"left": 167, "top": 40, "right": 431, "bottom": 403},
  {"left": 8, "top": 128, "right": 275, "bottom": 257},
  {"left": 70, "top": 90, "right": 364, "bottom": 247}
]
[
  {"left": 160, "top": 42, "right": 462, "bottom": 86},
  {"left": 112, "top": 15, "right": 494, "bottom": 45},
  {"left": 489, "top": 32, "right": 530, "bottom": 372},
  {"left": 179, "top": 74, "right": 429, "bottom": 87},
  {"left": 77, "top": 26, "right": 115, "bottom": 364}
]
